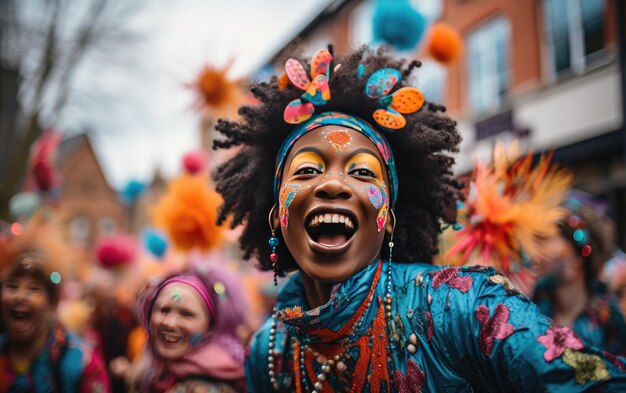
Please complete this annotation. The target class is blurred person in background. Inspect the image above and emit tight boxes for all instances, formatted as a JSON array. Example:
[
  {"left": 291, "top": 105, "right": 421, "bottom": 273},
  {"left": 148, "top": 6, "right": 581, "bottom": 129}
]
[
  {"left": 129, "top": 266, "right": 248, "bottom": 392},
  {"left": 532, "top": 193, "right": 626, "bottom": 355},
  {"left": 0, "top": 220, "right": 111, "bottom": 392}
]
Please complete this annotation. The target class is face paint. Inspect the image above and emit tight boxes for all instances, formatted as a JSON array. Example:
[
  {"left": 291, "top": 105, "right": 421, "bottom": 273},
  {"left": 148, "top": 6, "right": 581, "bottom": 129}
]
[
  {"left": 172, "top": 289, "right": 183, "bottom": 304},
  {"left": 279, "top": 183, "right": 300, "bottom": 229},
  {"left": 189, "top": 332, "right": 205, "bottom": 347},
  {"left": 324, "top": 129, "right": 352, "bottom": 154},
  {"left": 31, "top": 292, "right": 45, "bottom": 308},
  {"left": 366, "top": 185, "right": 384, "bottom": 209},
  {"left": 372, "top": 180, "right": 389, "bottom": 232}
]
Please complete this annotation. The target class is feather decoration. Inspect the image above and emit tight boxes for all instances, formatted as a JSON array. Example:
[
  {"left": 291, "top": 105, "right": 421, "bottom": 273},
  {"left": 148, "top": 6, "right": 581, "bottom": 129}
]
[{"left": 446, "top": 142, "right": 572, "bottom": 288}]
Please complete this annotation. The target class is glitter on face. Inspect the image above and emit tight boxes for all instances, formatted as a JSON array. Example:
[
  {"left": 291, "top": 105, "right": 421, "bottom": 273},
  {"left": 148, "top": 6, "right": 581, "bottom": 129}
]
[
  {"left": 324, "top": 129, "right": 352, "bottom": 154},
  {"left": 172, "top": 289, "right": 183, "bottom": 304},
  {"left": 366, "top": 185, "right": 384, "bottom": 209},
  {"left": 279, "top": 183, "right": 300, "bottom": 229}
]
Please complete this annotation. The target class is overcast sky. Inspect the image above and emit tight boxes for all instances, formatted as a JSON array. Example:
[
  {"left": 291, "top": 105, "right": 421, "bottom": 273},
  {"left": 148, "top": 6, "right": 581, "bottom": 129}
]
[{"left": 79, "top": 0, "right": 333, "bottom": 189}]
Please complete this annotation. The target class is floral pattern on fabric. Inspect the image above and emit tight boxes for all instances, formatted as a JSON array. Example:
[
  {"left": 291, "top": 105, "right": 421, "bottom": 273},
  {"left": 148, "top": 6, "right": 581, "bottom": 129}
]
[
  {"left": 562, "top": 348, "right": 611, "bottom": 384},
  {"left": 430, "top": 266, "right": 473, "bottom": 293},
  {"left": 537, "top": 325, "right": 584, "bottom": 362},
  {"left": 475, "top": 303, "right": 514, "bottom": 356},
  {"left": 392, "top": 359, "right": 425, "bottom": 393}
]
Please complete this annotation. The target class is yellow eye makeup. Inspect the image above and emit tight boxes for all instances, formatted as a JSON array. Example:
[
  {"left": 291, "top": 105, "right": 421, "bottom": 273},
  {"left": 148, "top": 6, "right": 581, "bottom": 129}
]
[
  {"left": 346, "top": 153, "right": 383, "bottom": 181},
  {"left": 287, "top": 152, "right": 325, "bottom": 176}
]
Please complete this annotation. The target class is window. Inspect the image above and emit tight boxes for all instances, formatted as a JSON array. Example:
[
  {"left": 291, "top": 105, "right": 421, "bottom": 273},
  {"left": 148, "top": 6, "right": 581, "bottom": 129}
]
[
  {"left": 98, "top": 216, "right": 117, "bottom": 235},
  {"left": 544, "top": 0, "right": 606, "bottom": 77},
  {"left": 467, "top": 16, "right": 511, "bottom": 114},
  {"left": 69, "top": 215, "right": 91, "bottom": 244}
]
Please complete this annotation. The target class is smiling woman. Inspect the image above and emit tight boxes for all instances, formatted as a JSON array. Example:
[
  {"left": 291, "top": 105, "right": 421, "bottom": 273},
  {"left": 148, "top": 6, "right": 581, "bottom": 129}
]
[
  {"left": 0, "top": 219, "right": 111, "bottom": 393},
  {"left": 213, "top": 46, "right": 626, "bottom": 392},
  {"left": 135, "top": 267, "right": 249, "bottom": 392}
]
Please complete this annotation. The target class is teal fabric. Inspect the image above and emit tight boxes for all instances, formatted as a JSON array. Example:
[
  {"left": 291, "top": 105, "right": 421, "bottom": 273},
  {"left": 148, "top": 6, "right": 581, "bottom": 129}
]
[
  {"left": 533, "top": 277, "right": 626, "bottom": 355},
  {"left": 247, "top": 262, "right": 626, "bottom": 392}
]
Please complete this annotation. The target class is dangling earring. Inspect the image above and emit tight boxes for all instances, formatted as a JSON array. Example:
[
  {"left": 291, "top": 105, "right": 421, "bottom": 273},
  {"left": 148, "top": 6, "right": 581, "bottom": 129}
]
[
  {"left": 388, "top": 209, "right": 396, "bottom": 264},
  {"left": 268, "top": 205, "right": 279, "bottom": 286}
]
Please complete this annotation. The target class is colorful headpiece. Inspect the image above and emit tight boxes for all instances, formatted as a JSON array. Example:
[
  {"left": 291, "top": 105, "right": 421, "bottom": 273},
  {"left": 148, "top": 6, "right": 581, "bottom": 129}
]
[
  {"left": 273, "top": 112, "right": 398, "bottom": 206},
  {"left": 446, "top": 142, "right": 572, "bottom": 280},
  {"left": 563, "top": 197, "right": 593, "bottom": 258},
  {"left": 282, "top": 49, "right": 424, "bottom": 130}
]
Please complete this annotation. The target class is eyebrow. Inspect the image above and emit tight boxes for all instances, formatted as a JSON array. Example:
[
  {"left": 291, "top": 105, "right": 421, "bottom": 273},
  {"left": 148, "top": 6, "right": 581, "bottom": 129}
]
[
  {"left": 291, "top": 146, "right": 324, "bottom": 157},
  {"left": 350, "top": 148, "right": 383, "bottom": 166}
]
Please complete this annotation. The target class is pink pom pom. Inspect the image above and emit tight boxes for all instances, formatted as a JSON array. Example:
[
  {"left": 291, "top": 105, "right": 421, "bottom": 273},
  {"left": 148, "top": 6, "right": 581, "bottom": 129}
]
[
  {"left": 182, "top": 150, "right": 208, "bottom": 174},
  {"left": 95, "top": 235, "right": 137, "bottom": 268}
]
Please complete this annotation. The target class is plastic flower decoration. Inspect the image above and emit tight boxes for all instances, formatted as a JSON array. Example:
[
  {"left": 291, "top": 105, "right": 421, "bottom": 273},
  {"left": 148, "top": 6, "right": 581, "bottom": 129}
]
[
  {"left": 365, "top": 68, "right": 424, "bottom": 130},
  {"left": 446, "top": 142, "right": 572, "bottom": 284},
  {"left": 283, "top": 49, "right": 333, "bottom": 124}
]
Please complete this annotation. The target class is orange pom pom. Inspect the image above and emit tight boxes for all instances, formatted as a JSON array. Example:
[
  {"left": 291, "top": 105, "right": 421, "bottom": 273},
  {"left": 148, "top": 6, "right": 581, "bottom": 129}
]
[
  {"left": 152, "top": 175, "right": 223, "bottom": 252},
  {"left": 428, "top": 23, "right": 463, "bottom": 64}
]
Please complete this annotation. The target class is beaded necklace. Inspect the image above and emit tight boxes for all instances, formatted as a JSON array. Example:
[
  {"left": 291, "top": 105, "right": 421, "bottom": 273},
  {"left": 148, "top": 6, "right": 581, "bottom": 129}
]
[{"left": 268, "top": 249, "right": 396, "bottom": 393}]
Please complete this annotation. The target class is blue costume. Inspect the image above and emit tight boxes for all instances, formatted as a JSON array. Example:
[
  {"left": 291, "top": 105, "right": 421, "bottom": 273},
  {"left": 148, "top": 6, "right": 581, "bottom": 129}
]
[
  {"left": 247, "top": 261, "right": 626, "bottom": 392},
  {"left": 533, "top": 277, "right": 626, "bottom": 356}
]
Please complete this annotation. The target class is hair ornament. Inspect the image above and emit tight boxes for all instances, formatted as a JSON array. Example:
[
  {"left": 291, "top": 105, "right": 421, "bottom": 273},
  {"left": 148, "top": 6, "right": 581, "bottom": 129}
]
[
  {"left": 365, "top": 68, "right": 424, "bottom": 130},
  {"left": 564, "top": 198, "right": 592, "bottom": 258},
  {"left": 283, "top": 49, "right": 333, "bottom": 124},
  {"left": 357, "top": 63, "right": 366, "bottom": 79}
]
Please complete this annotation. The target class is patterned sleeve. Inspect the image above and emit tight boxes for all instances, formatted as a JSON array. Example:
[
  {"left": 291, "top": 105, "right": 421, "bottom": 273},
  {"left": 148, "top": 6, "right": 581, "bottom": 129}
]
[
  {"left": 79, "top": 348, "right": 112, "bottom": 393},
  {"left": 245, "top": 319, "right": 272, "bottom": 393},
  {"left": 431, "top": 266, "right": 626, "bottom": 392}
]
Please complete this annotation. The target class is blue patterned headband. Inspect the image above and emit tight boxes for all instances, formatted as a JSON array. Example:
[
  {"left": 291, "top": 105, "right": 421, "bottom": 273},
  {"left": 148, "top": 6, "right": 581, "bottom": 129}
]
[{"left": 273, "top": 111, "right": 398, "bottom": 206}]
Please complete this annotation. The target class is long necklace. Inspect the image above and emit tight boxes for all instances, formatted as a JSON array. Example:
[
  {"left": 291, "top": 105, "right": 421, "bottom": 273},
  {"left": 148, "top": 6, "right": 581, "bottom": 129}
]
[{"left": 268, "top": 256, "right": 396, "bottom": 392}]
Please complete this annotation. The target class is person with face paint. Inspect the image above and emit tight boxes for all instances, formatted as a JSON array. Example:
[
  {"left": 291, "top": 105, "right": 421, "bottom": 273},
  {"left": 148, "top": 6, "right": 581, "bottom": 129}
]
[
  {"left": 212, "top": 45, "right": 626, "bottom": 392},
  {"left": 135, "top": 266, "right": 248, "bottom": 392},
  {"left": 0, "top": 222, "right": 111, "bottom": 393},
  {"left": 532, "top": 194, "right": 626, "bottom": 355}
]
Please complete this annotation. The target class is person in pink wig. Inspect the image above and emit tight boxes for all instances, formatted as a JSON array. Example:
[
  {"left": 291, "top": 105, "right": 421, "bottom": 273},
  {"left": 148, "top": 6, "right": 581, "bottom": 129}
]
[{"left": 135, "top": 266, "right": 248, "bottom": 392}]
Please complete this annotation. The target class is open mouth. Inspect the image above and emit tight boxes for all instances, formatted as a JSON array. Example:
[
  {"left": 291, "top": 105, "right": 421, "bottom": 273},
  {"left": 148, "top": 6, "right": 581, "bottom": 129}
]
[
  {"left": 305, "top": 210, "right": 358, "bottom": 251},
  {"left": 8, "top": 308, "right": 34, "bottom": 330},
  {"left": 158, "top": 331, "right": 182, "bottom": 345}
]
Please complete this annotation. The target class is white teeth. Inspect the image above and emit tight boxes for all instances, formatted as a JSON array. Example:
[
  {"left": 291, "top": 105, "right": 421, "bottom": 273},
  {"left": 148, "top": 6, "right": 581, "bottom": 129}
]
[
  {"left": 161, "top": 333, "right": 181, "bottom": 343},
  {"left": 308, "top": 213, "right": 355, "bottom": 229}
]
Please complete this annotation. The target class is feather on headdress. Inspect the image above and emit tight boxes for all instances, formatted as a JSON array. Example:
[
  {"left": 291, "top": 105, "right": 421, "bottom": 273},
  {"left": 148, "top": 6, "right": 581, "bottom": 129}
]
[{"left": 446, "top": 142, "right": 572, "bottom": 279}]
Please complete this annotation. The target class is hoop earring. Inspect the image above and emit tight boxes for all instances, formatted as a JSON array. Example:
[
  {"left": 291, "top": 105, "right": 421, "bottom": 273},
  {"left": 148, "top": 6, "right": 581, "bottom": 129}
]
[{"left": 268, "top": 205, "right": 279, "bottom": 286}]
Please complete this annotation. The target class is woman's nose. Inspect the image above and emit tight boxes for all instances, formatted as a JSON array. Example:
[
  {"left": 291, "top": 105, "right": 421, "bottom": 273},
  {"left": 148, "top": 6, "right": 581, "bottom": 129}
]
[
  {"left": 161, "top": 313, "right": 178, "bottom": 328},
  {"left": 314, "top": 173, "right": 352, "bottom": 200}
]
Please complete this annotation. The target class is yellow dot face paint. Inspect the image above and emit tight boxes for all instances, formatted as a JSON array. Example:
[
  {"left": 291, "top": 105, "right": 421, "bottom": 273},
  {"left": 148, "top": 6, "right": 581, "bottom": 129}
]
[{"left": 346, "top": 153, "right": 389, "bottom": 232}]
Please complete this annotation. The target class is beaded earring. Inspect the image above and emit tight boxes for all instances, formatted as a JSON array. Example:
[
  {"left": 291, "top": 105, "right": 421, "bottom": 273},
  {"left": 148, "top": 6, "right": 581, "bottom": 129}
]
[
  {"left": 268, "top": 205, "right": 280, "bottom": 286},
  {"left": 385, "top": 209, "right": 396, "bottom": 318}
]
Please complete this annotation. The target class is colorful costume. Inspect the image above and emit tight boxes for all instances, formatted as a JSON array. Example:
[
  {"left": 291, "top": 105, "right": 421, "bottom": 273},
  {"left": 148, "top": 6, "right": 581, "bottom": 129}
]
[
  {"left": 533, "top": 277, "right": 626, "bottom": 356},
  {"left": 248, "top": 261, "right": 626, "bottom": 392},
  {"left": 0, "top": 324, "right": 110, "bottom": 393}
]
